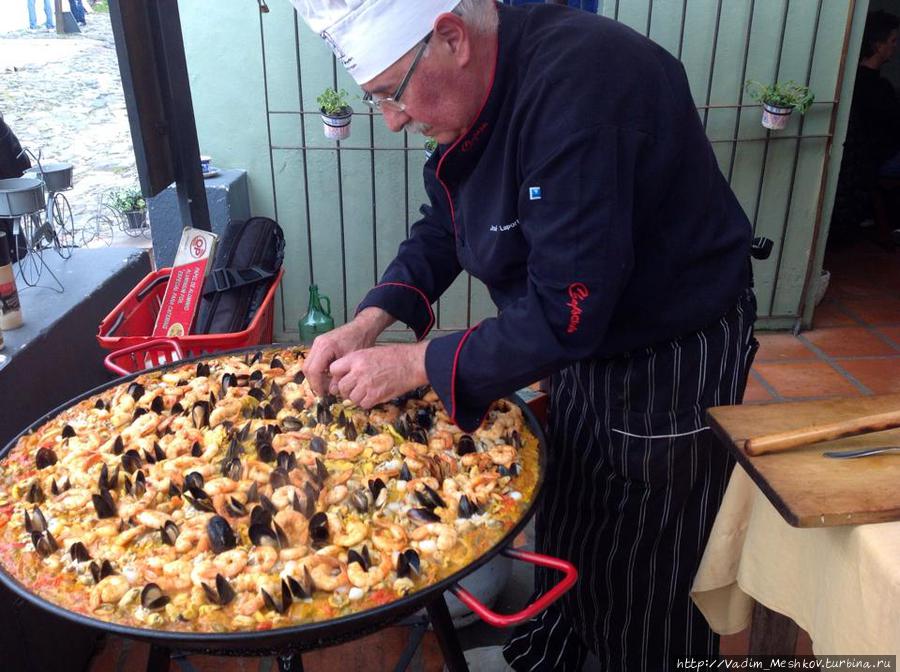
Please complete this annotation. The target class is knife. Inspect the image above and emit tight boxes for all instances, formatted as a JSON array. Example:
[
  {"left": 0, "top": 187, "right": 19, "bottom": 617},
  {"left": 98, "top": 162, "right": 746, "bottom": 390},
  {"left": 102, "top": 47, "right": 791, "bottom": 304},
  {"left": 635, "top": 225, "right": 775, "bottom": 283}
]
[{"left": 822, "top": 446, "right": 900, "bottom": 459}]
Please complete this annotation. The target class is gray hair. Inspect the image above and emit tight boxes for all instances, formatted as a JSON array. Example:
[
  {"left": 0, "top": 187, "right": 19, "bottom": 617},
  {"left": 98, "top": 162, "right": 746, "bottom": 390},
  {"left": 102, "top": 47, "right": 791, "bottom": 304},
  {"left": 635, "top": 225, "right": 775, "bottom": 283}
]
[{"left": 452, "top": 0, "right": 499, "bottom": 34}]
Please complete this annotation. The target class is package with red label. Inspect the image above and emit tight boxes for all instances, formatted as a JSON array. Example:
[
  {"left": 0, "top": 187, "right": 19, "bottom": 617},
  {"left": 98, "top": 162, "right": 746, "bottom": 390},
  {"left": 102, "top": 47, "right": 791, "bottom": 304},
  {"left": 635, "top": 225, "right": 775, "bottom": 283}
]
[{"left": 152, "top": 228, "right": 218, "bottom": 337}]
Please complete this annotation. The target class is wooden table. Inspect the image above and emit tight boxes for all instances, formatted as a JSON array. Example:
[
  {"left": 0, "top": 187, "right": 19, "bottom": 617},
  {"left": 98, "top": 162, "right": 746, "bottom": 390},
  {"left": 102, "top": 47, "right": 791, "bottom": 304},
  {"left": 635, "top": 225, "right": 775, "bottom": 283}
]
[{"left": 690, "top": 396, "right": 900, "bottom": 655}]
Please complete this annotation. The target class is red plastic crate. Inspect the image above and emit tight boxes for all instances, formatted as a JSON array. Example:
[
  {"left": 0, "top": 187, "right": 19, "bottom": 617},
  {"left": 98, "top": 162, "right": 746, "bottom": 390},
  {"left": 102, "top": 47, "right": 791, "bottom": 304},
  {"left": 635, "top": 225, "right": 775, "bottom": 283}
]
[
  {"left": 97, "top": 267, "right": 283, "bottom": 367},
  {"left": 103, "top": 339, "right": 184, "bottom": 376}
]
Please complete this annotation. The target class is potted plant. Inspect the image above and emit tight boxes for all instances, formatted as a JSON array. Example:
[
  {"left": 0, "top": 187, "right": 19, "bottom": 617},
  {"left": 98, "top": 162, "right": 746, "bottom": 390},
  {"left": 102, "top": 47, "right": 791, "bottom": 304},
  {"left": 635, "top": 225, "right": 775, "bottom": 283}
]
[
  {"left": 317, "top": 87, "right": 352, "bottom": 141},
  {"left": 112, "top": 187, "right": 147, "bottom": 230},
  {"left": 424, "top": 137, "right": 438, "bottom": 160},
  {"left": 745, "top": 80, "right": 815, "bottom": 130}
]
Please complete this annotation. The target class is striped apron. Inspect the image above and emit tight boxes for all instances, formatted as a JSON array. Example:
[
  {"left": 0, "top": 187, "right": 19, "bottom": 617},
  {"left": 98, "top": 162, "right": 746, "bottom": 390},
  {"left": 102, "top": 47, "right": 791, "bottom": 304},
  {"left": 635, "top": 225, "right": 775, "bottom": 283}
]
[{"left": 503, "top": 288, "right": 758, "bottom": 672}]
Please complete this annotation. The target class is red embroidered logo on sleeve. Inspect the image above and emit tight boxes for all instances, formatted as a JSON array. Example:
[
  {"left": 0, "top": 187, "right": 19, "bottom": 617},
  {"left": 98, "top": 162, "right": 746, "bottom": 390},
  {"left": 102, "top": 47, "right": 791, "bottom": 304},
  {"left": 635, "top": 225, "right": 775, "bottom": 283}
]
[{"left": 566, "top": 282, "right": 589, "bottom": 334}]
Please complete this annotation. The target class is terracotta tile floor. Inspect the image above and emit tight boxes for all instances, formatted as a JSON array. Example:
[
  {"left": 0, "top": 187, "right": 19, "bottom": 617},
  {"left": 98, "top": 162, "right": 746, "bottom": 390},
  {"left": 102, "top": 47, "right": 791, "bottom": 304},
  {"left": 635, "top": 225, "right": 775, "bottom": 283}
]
[{"left": 84, "top": 242, "right": 898, "bottom": 672}]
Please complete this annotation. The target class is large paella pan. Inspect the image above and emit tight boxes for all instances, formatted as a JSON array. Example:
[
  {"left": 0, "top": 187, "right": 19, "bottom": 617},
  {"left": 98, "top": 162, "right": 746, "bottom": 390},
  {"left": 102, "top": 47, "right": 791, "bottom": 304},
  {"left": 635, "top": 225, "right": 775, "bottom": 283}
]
[{"left": 0, "top": 345, "right": 574, "bottom": 655}]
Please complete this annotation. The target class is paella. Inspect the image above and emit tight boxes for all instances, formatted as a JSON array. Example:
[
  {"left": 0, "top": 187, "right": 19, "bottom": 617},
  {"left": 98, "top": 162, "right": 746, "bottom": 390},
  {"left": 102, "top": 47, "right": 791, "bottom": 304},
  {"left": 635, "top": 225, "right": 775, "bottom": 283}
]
[{"left": 0, "top": 347, "right": 539, "bottom": 632}]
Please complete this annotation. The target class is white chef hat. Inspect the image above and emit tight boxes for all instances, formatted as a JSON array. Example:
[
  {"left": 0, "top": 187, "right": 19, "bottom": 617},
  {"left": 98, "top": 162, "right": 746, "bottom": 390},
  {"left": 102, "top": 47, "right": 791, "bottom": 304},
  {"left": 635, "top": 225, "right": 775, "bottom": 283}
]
[{"left": 290, "top": 0, "right": 460, "bottom": 85}]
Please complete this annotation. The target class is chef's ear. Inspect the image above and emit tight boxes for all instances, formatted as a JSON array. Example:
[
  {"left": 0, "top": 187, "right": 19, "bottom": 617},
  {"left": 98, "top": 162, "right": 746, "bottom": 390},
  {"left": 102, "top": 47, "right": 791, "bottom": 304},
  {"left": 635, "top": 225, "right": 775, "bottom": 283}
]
[{"left": 432, "top": 12, "right": 471, "bottom": 67}]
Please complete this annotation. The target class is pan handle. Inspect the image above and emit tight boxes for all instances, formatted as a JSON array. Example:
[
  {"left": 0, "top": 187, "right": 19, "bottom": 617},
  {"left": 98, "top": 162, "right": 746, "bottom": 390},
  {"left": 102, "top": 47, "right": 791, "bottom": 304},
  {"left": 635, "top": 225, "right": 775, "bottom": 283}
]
[{"left": 449, "top": 548, "right": 577, "bottom": 628}]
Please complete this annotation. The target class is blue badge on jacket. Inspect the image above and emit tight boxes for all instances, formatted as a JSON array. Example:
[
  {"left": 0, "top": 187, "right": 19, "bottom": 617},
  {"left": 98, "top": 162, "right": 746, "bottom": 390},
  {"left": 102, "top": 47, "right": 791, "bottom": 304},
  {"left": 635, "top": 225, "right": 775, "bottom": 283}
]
[{"left": 529, "top": 186, "right": 542, "bottom": 200}]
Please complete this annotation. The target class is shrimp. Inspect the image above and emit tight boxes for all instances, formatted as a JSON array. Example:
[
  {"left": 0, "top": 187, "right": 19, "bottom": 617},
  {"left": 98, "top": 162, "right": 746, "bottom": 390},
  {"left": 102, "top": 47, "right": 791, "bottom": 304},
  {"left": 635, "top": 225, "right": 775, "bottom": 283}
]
[
  {"left": 135, "top": 510, "right": 172, "bottom": 529},
  {"left": 190, "top": 559, "right": 219, "bottom": 588},
  {"left": 159, "top": 559, "right": 193, "bottom": 591},
  {"left": 209, "top": 398, "right": 243, "bottom": 428},
  {"left": 213, "top": 549, "right": 249, "bottom": 578},
  {"left": 365, "top": 434, "right": 394, "bottom": 454},
  {"left": 326, "top": 441, "right": 363, "bottom": 460},
  {"left": 428, "top": 430, "right": 455, "bottom": 452},
  {"left": 270, "top": 485, "right": 299, "bottom": 510},
  {"left": 90, "top": 575, "right": 130, "bottom": 609},
  {"left": 204, "top": 477, "right": 238, "bottom": 495},
  {"left": 55, "top": 488, "right": 92, "bottom": 511},
  {"left": 274, "top": 509, "right": 309, "bottom": 547},
  {"left": 245, "top": 460, "right": 273, "bottom": 485},
  {"left": 460, "top": 452, "right": 493, "bottom": 470},
  {"left": 272, "top": 431, "right": 308, "bottom": 452},
  {"left": 249, "top": 546, "right": 279, "bottom": 572},
  {"left": 464, "top": 472, "right": 500, "bottom": 504},
  {"left": 114, "top": 524, "right": 147, "bottom": 548},
  {"left": 327, "top": 515, "right": 368, "bottom": 547},
  {"left": 325, "top": 485, "right": 348, "bottom": 505},
  {"left": 306, "top": 555, "right": 348, "bottom": 592},
  {"left": 398, "top": 442, "right": 427, "bottom": 459},
  {"left": 347, "top": 552, "right": 391, "bottom": 590},
  {"left": 411, "top": 523, "right": 458, "bottom": 551},
  {"left": 233, "top": 591, "right": 265, "bottom": 617},
  {"left": 487, "top": 444, "right": 517, "bottom": 468},
  {"left": 370, "top": 518, "right": 408, "bottom": 553}
]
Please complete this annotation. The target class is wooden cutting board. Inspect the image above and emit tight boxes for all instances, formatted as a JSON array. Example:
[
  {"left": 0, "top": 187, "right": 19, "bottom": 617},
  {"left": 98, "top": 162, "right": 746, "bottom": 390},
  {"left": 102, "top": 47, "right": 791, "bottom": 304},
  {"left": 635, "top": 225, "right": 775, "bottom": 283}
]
[{"left": 707, "top": 393, "right": 900, "bottom": 528}]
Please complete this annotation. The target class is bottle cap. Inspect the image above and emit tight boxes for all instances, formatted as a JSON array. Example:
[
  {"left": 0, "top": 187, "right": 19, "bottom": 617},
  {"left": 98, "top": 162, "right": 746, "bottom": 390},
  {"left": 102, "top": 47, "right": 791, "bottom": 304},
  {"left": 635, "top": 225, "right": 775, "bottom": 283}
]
[{"left": 0, "top": 232, "right": 11, "bottom": 268}]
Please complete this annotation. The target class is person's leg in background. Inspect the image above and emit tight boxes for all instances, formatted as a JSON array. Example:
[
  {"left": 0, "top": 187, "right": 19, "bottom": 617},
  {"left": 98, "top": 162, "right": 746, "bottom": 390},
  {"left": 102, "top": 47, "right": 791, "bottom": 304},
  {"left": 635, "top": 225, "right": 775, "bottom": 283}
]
[
  {"left": 68, "top": 0, "right": 86, "bottom": 25},
  {"left": 27, "top": 0, "right": 39, "bottom": 29},
  {"left": 42, "top": 0, "right": 55, "bottom": 29}
]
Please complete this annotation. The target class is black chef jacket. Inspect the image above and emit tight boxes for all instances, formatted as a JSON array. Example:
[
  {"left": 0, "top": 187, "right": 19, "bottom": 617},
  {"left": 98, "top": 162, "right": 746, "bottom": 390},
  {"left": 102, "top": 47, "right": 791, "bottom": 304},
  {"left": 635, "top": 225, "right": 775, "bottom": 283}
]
[{"left": 357, "top": 4, "right": 752, "bottom": 431}]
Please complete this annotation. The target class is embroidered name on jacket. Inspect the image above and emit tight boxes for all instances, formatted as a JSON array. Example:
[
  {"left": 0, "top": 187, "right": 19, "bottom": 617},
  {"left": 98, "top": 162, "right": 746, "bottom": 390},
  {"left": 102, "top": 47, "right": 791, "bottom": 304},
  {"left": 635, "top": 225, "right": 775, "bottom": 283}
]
[
  {"left": 490, "top": 219, "right": 519, "bottom": 233},
  {"left": 566, "top": 283, "right": 589, "bottom": 334}
]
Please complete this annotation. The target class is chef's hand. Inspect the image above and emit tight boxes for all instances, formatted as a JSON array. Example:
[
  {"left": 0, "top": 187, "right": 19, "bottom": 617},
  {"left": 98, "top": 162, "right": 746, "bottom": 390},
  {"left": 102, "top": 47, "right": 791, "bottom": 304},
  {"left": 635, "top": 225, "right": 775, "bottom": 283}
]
[
  {"left": 328, "top": 341, "right": 429, "bottom": 409},
  {"left": 302, "top": 307, "right": 395, "bottom": 396}
]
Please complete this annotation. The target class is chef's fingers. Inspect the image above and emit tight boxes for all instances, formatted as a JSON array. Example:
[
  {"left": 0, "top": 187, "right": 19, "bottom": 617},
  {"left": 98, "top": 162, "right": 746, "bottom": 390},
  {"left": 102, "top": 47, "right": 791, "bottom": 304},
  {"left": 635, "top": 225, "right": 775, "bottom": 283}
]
[{"left": 303, "top": 340, "right": 338, "bottom": 395}]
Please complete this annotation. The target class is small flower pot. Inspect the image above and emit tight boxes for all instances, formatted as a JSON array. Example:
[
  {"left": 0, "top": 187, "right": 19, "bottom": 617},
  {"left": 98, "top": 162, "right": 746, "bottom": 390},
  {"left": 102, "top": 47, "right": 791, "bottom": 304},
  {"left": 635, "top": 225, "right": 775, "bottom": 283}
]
[
  {"left": 321, "top": 107, "right": 352, "bottom": 141},
  {"left": 761, "top": 103, "right": 794, "bottom": 130},
  {"left": 125, "top": 209, "right": 146, "bottom": 230}
]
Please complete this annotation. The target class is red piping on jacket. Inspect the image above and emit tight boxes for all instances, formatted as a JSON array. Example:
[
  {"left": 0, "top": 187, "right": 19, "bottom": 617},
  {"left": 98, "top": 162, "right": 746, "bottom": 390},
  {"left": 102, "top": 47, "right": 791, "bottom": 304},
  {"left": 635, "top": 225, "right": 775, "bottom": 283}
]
[
  {"left": 434, "top": 32, "right": 500, "bottom": 238},
  {"left": 449, "top": 323, "right": 489, "bottom": 428},
  {"left": 357, "top": 281, "right": 435, "bottom": 340}
]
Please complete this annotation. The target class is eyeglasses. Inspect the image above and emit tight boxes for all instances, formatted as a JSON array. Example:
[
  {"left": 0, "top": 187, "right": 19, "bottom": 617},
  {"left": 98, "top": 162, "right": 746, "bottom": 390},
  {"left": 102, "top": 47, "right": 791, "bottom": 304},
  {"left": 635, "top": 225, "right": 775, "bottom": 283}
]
[{"left": 362, "top": 32, "right": 433, "bottom": 114}]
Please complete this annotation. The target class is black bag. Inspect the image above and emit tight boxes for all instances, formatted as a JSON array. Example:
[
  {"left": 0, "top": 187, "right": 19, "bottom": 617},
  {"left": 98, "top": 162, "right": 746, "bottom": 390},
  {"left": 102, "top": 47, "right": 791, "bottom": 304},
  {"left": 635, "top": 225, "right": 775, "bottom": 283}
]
[{"left": 194, "top": 217, "right": 285, "bottom": 334}]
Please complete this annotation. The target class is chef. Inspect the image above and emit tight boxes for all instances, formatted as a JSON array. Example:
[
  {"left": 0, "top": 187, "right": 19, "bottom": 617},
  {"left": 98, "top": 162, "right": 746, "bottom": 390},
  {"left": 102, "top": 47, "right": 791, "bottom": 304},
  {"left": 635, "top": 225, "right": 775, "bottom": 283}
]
[{"left": 295, "top": 1, "right": 758, "bottom": 669}]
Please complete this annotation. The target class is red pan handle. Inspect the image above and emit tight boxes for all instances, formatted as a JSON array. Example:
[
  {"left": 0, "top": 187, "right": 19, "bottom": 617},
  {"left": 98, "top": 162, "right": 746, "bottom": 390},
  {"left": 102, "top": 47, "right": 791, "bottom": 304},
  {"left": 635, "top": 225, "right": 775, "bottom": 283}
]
[
  {"left": 450, "top": 548, "right": 577, "bottom": 628},
  {"left": 104, "top": 339, "right": 184, "bottom": 376}
]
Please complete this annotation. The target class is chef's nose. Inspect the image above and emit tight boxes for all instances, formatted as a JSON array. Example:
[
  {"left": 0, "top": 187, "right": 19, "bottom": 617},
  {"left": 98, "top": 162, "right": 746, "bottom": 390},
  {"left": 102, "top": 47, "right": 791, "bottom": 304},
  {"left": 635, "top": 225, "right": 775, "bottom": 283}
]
[{"left": 383, "top": 108, "right": 410, "bottom": 133}]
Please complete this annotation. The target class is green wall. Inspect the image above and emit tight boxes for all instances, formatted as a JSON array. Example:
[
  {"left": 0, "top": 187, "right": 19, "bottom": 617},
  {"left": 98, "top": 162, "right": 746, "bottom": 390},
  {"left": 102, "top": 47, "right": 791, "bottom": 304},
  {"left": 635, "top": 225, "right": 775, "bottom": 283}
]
[{"left": 180, "top": 0, "right": 860, "bottom": 338}]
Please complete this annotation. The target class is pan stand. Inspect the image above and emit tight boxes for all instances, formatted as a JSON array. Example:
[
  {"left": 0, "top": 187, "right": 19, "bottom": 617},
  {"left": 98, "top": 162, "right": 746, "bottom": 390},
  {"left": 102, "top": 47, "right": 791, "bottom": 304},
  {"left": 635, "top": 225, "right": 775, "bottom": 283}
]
[{"left": 144, "top": 594, "right": 470, "bottom": 672}]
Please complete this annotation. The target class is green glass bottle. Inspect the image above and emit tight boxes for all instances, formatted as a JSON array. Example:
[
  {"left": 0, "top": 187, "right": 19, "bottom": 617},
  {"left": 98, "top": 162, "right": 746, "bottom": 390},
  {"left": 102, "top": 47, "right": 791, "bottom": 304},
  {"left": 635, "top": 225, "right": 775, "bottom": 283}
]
[{"left": 298, "top": 284, "right": 334, "bottom": 345}]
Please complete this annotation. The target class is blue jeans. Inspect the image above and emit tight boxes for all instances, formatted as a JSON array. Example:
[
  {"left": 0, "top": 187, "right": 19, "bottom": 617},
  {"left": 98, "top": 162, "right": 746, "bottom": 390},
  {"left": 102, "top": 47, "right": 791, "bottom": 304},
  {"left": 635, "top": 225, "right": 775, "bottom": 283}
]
[
  {"left": 27, "top": 0, "right": 54, "bottom": 28},
  {"left": 68, "top": 0, "right": 86, "bottom": 24}
]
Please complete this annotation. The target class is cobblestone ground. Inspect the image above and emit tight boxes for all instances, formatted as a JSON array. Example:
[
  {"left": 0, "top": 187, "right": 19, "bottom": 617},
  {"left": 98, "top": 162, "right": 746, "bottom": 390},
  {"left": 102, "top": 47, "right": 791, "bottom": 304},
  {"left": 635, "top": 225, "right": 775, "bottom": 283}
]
[{"left": 1, "top": 9, "right": 150, "bottom": 249}]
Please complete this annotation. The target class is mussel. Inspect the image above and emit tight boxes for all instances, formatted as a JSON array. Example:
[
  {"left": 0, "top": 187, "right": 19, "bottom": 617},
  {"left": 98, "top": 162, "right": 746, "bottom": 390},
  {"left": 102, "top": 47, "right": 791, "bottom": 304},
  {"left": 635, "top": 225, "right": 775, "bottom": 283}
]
[
  {"left": 281, "top": 416, "right": 303, "bottom": 432},
  {"left": 69, "top": 541, "right": 91, "bottom": 562},
  {"left": 61, "top": 424, "right": 76, "bottom": 439},
  {"left": 396, "top": 549, "right": 421, "bottom": 578},
  {"left": 415, "top": 408, "right": 434, "bottom": 431},
  {"left": 192, "top": 401, "right": 210, "bottom": 429},
  {"left": 316, "top": 402, "right": 332, "bottom": 426},
  {"left": 498, "top": 464, "right": 519, "bottom": 477},
  {"left": 408, "top": 428, "right": 428, "bottom": 446},
  {"left": 185, "top": 488, "right": 216, "bottom": 513},
  {"left": 284, "top": 567, "right": 313, "bottom": 600},
  {"left": 249, "top": 523, "right": 280, "bottom": 549},
  {"left": 152, "top": 442, "right": 166, "bottom": 462},
  {"left": 407, "top": 508, "right": 440, "bottom": 526},
  {"left": 206, "top": 515, "right": 237, "bottom": 554},
  {"left": 259, "top": 494, "right": 277, "bottom": 514},
  {"left": 121, "top": 449, "right": 142, "bottom": 474},
  {"left": 127, "top": 382, "right": 144, "bottom": 401},
  {"left": 94, "top": 398, "right": 107, "bottom": 410},
  {"left": 171, "top": 402, "right": 185, "bottom": 415},
  {"left": 202, "top": 573, "right": 237, "bottom": 607},
  {"left": 141, "top": 583, "right": 170, "bottom": 611},
  {"left": 309, "top": 436, "right": 327, "bottom": 455},
  {"left": 414, "top": 484, "right": 446, "bottom": 511},
  {"left": 35, "top": 447, "right": 57, "bottom": 470},
  {"left": 191, "top": 441, "right": 202, "bottom": 457},
  {"left": 257, "top": 442, "right": 276, "bottom": 463},
  {"left": 196, "top": 362, "right": 211, "bottom": 378},
  {"left": 399, "top": 462, "right": 413, "bottom": 482},
  {"left": 250, "top": 369, "right": 264, "bottom": 385},
  {"left": 262, "top": 404, "right": 278, "bottom": 420},
  {"left": 270, "top": 356, "right": 285, "bottom": 370},
  {"left": 161, "top": 520, "right": 179, "bottom": 546},
  {"left": 24, "top": 506, "right": 47, "bottom": 534},
  {"left": 347, "top": 547, "right": 370, "bottom": 570},
  {"left": 112, "top": 435, "right": 125, "bottom": 455},
  {"left": 184, "top": 471, "right": 205, "bottom": 492},
  {"left": 457, "top": 494, "right": 479, "bottom": 519},
  {"left": 31, "top": 530, "right": 58, "bottom": 558},
  {"left": 25, "top": 481, "right": 44, "bottom": 504},
  {"left": 249, "top": 505, "right": 272, "bottom": 529},
  {"left": 260, "top": 579, "right": 292, "bottom": 614},
  {"left": 314, "top": 457, "right": 329, "bottom": 483},
  {"left": 150, "top": 396, "right": 165, "bottom": 414},
  {"left": 168, "top": 481, "right": 182, "bottom": 498},
  {"left": 221, "top": 456, "right": 243, "bottom": 481},
  {"left": 89, "top": 559, "right": 115, "bottom": 583},
  {"left": 50, "top": 476, "right": 70, "bottom": 495},
  {"left": 246, "top": 481, "right": 260, "bottom": 503},
  {"left": 368, "top": 478, "right": 386, "bottom": 499},
  {"left": 224, "top": 496, "right": 248, "bottom": 518},
  {"left": 92, "top": 487, "right": 117, "bottom": 519},
  {"left": 348, "top": 489, "right": 371, "bottom": 513},
  {"left": 308, "top": 511, "right": 329, "bottom": 543},
  {"left": 269, "top": 467, "right": 290, "bottom": 490},
  {"left": 345, "top": 422, "right": 358, "bottom": 441},
  {"left": 276, "top": 451, "right": 297, "bottom": 472},
  {"left": 456, "top": 435, "right": 476, "bottom": 456},
  {"left": 236, "top": 421, "right": 252, "bottom": 443}
]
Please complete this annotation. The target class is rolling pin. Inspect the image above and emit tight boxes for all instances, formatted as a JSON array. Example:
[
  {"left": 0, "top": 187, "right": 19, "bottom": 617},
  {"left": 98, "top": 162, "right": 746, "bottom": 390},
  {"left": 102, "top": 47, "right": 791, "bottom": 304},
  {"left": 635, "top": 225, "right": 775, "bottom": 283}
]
[{"left": 743, "top": 408, "right": 900, "bottom": 456}]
